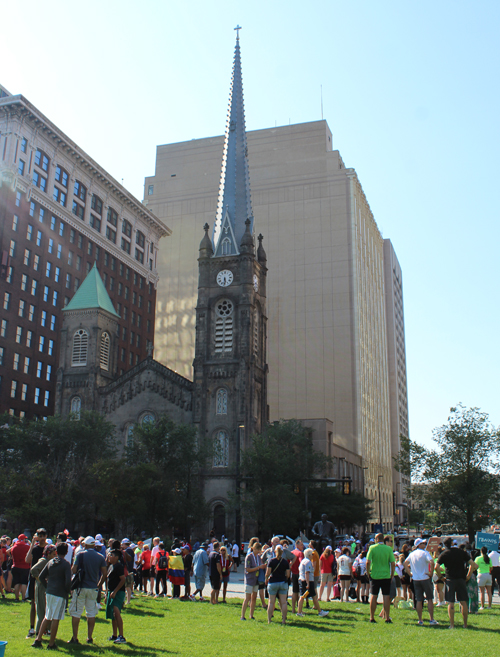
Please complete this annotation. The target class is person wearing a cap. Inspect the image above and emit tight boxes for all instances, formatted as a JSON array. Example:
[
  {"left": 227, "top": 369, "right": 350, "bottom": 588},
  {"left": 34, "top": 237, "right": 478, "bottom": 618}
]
[
  {"left": 436, "top": 536, "right": 477, "bottom": 629},
  {"left": 94, "top": 535, "right": 106, "bottom": 558},
  {"left": 366, "top": 533, "right": 396, "bottom": 624},
  {"left": 169, "top": 547, "right": 185, "bottom": 599},
  {"left": 404, "top": 538, "right": 439, "bottom": 626},
  {"left": 67, "top": 536, "right": 107, "bottom": 645},
  {"left": 9, "top": 533, "right": 31, "bottom": 601},
  {"left": 191, "top": 542, "right": 210, "bottom": 601},
  {"left": 105, "top": 549, "right": 127, "bottom": 644},
  {"left": 55, "top": 532, "right": 73, "bottom": 565},
  {"left": 25, "top": 528, "right": 48, "bottom": 637}
]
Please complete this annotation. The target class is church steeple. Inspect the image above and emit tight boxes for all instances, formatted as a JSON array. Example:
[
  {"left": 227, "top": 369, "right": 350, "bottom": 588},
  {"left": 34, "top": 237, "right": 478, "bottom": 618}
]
[{"left": 212, "top": 29, "right": 253, "bottom": 257}]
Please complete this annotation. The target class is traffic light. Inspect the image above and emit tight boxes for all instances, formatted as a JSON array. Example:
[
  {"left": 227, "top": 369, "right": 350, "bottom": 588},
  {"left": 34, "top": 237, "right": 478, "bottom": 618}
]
[{"left": 342, "top": 479, "right": 351, "bottom": 495}]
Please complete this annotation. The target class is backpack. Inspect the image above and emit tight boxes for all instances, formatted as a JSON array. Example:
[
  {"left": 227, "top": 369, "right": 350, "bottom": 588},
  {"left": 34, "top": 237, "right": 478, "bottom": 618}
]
[{"left": 158, "top": 551, "right": 168, "bottom": 569}]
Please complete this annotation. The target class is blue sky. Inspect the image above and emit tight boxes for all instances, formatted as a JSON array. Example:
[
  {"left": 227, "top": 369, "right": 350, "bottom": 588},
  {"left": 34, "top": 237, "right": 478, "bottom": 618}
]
[{"left": 3, "top": 0, "right": 499, "bottom": 447}]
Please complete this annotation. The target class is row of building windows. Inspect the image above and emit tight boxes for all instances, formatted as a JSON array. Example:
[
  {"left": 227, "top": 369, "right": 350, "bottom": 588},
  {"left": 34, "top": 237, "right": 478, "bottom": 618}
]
[
  {"left": 17, "top": 147, "right": 149, "bottom": 265},
  {"left": 9, "top": 380, "right": 50, "bottom": 406}
]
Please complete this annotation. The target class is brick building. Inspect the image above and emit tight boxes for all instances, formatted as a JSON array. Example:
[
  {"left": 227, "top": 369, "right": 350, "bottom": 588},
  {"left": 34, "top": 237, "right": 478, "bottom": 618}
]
[{"left": 0, "top": 84, "right": 169, "bottom": 418}]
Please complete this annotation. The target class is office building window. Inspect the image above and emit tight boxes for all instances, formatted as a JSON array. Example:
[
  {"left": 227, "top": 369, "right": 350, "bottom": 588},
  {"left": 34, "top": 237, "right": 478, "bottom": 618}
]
[
  {"left": 10, "top": 380, "right": 18, "bottom": 399},
  {"left": 90, "top": 214, "right": 101, "bottom": 232},
  {"left": 15, "top": 326, "right": 22, "bottom": 343},
  {"left": 20, "top": 137, "right": 27, "bottom": 153},
  {"left": 55, "top": 267, "right": 60, "bottom": 282},
  {"left": 72, "top": 201, "right": 84, "bottom": 220},
  {"left": 36, "top": 362, "right": 42, "bottom": 378},
  {"left": 50, "top": 315, "right": 56, "bottom": 331},
  {"left": 27, "top": 224, "right": 33, "bottom": 240},
  {"left": 24, "top": 356, "right": 30, "bottom": 374},
  {"left": 34, "top": 387, "right": 41, "bottom": 404},
  {"left": 39, "top": 207, "right": 45, "bottom": 223},
  {"left": 0, "top": 347, "right": 3, "bottom": 365},
  {"left": 59, "top": 221, "right": 65, "bottom": 237},
  {"left": 33, "top": 171, "right": 47, "bottom": 191},
  {"left": 21, "top": 383, "right": 28, "bottom": 401},
  {"left": 28, "top": 305, "right": 35, "bottom": 322},
  {"left": 12, "top": 214, "right": 19, "bottom": 231},
  {"left": 18, "top": 159, "right": 25, "bottom": 175},
  {"left": 41, "top": 310, "right": 47, "bottom": 327},
  {"left": 21, "top": 274, "right": 28, "bottom": 291},
  {"left": 36, "top": 230, "right": 42, "bottom": 246},
  {"left": 50, "top": 216, "right": 56, "bottom": 231},
  {"left": 107, "top": 207, "right": 118, "bottom": 227},
  {"left": 121, "top": 238, "right": 130, "bottom": 254},
  {"left": 48, "top": 238, "right": 53, "bottom": 254},
  {"left": 1, "top": 319, "right": 8, "bottom": 337},
  {"left": 44, "top": 390, "right": 49, "bottom": 407},
  {"left": 53, "top": 187, "right": 66, "bottom": 206},
  {"left": 91, "top": 195, "right": 103, "bottom": 215},
  {"left": 73, "top": 180, "right": 86, "bottom": 202},
  {"left": 9, "top": 239, "right": 16, "bottom": 257},
  {"left": 46, "top": 364, "right": 52, "bottom": 381},
  {"left": 18, "top": 299, "right": 25, "bottom": 317},
  {"left": 122, "top": 219, "right": 132, "bottom": 237},
  {"left": 148, "top": 185, "right": 154, "bottom": 195},
  {"left": 55, "top": 165, "right": 68, "bottom": 186},
  {"left": 39, "top": 335, "right": 45, "bottom": 352},
  {"left": 33, "top": 255, "right": 40, "bottom": 272},
  {"left": 57, "top": 244, "right": 62, "bottom": 259},
  {"left": 35, "top": 149, "right": 49, "bottom": 171},
  {"left": 48, "top": 339, "right": 54, "bottom": 355},
  {"left": 43, "top": 286, "right": 49, "bottom": 302},
  {"left": 16, "top": 191, "right": 21, "bottom": 206},
  {"left": 13, "top": 353, "right": 20, "bottom": 371},
  {"left": 106, "top": 226, "right": 116, "bottom": 243},
  {"left": 46, "top": 262, "right": 51, "bottom": 278},
  {"left": 26, "top": 330, "right": 33, "bottom": 347},
  {"left": 52, "top": 291, "right": 58, "bottom": 307}
]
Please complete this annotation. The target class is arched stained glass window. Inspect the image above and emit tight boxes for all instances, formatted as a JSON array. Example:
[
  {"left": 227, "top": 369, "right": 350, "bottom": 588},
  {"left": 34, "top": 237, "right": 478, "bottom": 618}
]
[
  {"left": 70, "top": 396, "right": 81, "bottom": 419},
  {"left": 72, "top": 329, "right": 88, "bottom": 366},
  {"left": 216, "top": 388, "right": 228, "bottom": 415},
  {"left": 213, "top": 430, "right": 229, "bottom": 467},
  {"left": 100, "top": 331, "right": 110, "bottom": 371}
]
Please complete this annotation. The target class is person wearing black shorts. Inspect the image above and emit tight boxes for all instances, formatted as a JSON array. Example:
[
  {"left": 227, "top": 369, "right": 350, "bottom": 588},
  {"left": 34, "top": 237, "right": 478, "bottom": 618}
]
[
  {"left": 209, "top": 542, "right": 222, "bottom": 604},
  {"left": 436, "top": 537, "right": 476, "bottom": 629},
  {"left": 366, "top": 534, "right": 396, "bottom": 624}
]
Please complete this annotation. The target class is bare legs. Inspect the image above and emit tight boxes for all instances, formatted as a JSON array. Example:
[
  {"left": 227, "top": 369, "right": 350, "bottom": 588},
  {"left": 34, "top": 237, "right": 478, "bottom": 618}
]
[{"left": 241, "top": 591, "right": 257, "bottom": 620}]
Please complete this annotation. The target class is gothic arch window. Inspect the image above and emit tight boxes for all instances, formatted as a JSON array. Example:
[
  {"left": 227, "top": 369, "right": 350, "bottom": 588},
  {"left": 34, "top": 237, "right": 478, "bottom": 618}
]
[
  {"left": 72, "top": 329, "right": 88, "bottom": 367},
  {"left": 100, "top": 331, "right": 110, "bottom": 371},
  {"left": 215, "top": 299, "right": 233, "bottom": 353},
  {"left": 213, "top": 430, "right": 229, "bottom": 467},
  {"left": 140, "top": 412, "right": 156, "bottom": 426},
  {"left": 221, "top": 237, "right": 231, "bottom": 255},
  {"left": 70, "top": 396, "right": 81, "bottom": 420},
  {"left": 125, "top": 424, "right": 134, "bottom": 447},
  {"left": 216, "top": 388, "right": 228, "bottom": 415}
]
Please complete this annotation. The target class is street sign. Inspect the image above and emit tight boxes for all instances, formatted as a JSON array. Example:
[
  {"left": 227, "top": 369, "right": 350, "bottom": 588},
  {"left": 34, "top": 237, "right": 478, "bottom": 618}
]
[
  {"left": 476, "top": 532, "right": 499, "bottom": 551},
  {"left": 426, "top": 536, "right": 442, "bottom": 553}
]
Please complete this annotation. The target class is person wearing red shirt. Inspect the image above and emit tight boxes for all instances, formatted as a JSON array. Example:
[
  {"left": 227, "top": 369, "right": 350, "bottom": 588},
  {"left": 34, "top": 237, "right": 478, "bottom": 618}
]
[
  {"left": 10, "top": 534, "right": 31, "bottom": 600},
  {"left": 318, "top": 546, "right": 335, "bottom": 601},
  {"left": 291, "top": 539, "right": 304, "bottom": 614},
  {"left": 139, "top": 545, "right": 153, "bottom": 596}
]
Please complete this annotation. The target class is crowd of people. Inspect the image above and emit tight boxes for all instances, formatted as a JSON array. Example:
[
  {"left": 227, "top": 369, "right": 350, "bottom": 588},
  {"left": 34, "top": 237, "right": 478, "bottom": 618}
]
[{"left": 1, "top": 528, "right": 499, "bottom": 646}]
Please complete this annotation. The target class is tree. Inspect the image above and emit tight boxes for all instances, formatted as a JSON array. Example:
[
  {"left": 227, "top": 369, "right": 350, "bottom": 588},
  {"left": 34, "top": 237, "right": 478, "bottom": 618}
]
[
  {"left": 125, "top": 416, "right": 210, "bottom": 537},
  {"left": 0, "top": 411, "right": 116, "bottom": 533},
  {"left": 308, "top": 485, "right": 373, "bottom": 531},
  {"left": 395, "top": 405, "right": 500, "bottom": 543},
  {"left": 239, "top": 420, "right": 330, "bottom": 538}
]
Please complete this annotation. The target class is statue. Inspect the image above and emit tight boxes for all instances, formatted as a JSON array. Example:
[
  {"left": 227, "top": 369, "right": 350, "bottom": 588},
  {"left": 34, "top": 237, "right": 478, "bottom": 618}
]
[{"left": 311, "top": 513, "right": 336, "bottom": 554}]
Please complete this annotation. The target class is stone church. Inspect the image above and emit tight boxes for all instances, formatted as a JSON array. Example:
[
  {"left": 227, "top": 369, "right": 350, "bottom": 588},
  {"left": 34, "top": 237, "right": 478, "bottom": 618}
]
[{"left": 55, "top": 34, "right": 267, "bottom": 541}]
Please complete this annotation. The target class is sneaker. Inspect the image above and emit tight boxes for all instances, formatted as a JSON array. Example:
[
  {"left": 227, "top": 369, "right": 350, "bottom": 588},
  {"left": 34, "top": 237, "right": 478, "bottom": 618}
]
[
  {"left": 417, "top": 620, "right": 424, "bottom": 626},
  {"left": 429, "top": 619, "right": 439, "bottom": 626},
  {"left": 296, "top": 612, "right": 305, "bottom": 617},
  {"left": 114, "top": 636, "right": 127, "bottom": 644},
  {"left": 27, "top": 629, "right": 36, "bottom": 638},
  {"left": 31, "top": 640, "right": 43, "bottom": 648},
  {"left": 86, "top": 638, "right": 93, "bottom": 644},
  {"left": 318, "top": 610, "right": 329, "bottom": 617},
  {"left": 108, "top": 636, "right": 118, "bottom": 641},
  {"left": 47, "top": 645, "right": 58, "bottom": 651},
  {"left": 189, "top": 595, "right": 196, "bottom": 601},
  {"left": 67, "top": 638, "right": 79, "bottom": 644},
  {"left": 385, "top": 619, "right": 393, "bottom": 624},
  {"left": 369, "top": 619, "right": 376, "bottom": 623},
  {"left": 199, "top": 596, "right": 204, "bottom": 602}
]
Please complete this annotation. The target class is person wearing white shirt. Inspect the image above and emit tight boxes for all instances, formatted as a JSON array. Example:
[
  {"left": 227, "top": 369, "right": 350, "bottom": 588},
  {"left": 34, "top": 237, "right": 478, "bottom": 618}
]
[
  {"left": 232, "top": 542, "right": 240, "bottom": 571},
  {"left": 488, "top": 548, "right": 500, "bottom": 595},
  {"left": 404, "top": 538, "right": 438, "bottom": 626}
]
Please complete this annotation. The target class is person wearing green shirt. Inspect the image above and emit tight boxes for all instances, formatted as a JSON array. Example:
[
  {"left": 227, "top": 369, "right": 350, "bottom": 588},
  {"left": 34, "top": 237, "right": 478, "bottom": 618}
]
[
  {"left": 475, "top": 546, "right": 492, "bottom": 610},
  {"left": 366, "top": 533, "right": 396, "bottom": 624}
]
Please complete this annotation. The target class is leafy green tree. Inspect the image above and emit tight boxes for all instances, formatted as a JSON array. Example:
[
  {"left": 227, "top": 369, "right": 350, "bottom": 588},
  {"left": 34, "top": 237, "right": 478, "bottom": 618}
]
[
  {"left": 239, "top": 420, "right": 330, "bottom": 538},
  {"left": 0, "top": 411, "right": 116, "bottom": 532},
  {"left": 125, "top": 416, "right": 210, "bottom": 537},
  {"left": 395, "top": 405, "right": 500, "bottom": 543}
]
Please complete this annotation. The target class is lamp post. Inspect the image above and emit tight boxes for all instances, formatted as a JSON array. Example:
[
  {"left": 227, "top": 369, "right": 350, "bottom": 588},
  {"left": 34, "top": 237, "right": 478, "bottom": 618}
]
[
  {"left": 378, "top": 475, "right": 383, "bottom": 530},
  {"left": 235, "top": 424, "right": 244, "bottom": 545}
]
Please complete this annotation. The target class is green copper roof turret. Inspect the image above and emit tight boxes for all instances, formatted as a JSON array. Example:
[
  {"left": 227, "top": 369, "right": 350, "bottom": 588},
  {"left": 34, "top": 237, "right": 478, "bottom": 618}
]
[{"left": 63, "top": 263, "right": 120, "bottom": 317}]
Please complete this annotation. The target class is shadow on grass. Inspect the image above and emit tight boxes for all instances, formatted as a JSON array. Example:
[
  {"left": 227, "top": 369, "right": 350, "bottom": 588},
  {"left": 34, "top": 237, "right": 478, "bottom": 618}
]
[
  {"left": 48, "top": 642, "right": 178, "bottom": 655},
  {"left": 288, "top": 620, "right": 348, "bottom": 633},
  {"left": 124, "top": 607, "right": 166, "bottom": 618}
]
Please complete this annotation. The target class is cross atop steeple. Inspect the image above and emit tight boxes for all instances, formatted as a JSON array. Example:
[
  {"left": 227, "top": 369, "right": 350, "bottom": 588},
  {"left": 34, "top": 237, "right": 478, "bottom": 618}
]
[
  {"left": 212, "top": 31, "right": 254, "bottom": 258},
  {"left": 234, "top": 24, "right": 242, "bottom": 39}
]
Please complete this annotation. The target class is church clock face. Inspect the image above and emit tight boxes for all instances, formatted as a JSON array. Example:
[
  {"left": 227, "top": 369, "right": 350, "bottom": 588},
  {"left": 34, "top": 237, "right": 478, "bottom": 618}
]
[
  {"left": 253, "top": 274, "right": 259, "bottom": 292},
  {"left": 217, "top": 269, "right": 233, "bottom": 287}
]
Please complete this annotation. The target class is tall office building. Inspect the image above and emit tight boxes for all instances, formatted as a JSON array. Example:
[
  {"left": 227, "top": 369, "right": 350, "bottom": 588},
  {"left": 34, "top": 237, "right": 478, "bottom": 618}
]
[
  {"left": 0, "top": 85, "right": 169, "bottom": 418},
  {"left": 145, "top": 120, "right": 408, "bottom": 530},
  {"left": 383, "top": 239, "right": 410, "bottom": 524}
]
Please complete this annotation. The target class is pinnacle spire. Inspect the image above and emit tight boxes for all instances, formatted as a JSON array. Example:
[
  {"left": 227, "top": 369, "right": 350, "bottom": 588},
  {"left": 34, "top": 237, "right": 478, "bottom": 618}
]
[{"left": 212, "top": 30, "right": 253, "bottom": 257}]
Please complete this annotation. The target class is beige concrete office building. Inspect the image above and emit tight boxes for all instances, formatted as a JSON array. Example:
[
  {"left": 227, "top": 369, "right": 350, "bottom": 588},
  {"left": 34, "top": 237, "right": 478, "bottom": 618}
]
[{"left": 145, "top": 120, "right": 407, "bottom": 530}]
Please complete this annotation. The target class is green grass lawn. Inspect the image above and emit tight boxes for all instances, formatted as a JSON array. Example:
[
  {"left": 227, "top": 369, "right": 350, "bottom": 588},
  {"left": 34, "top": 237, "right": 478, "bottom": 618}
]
[{"left": 1, "top": 596, "right": 499, "bottom": 657}]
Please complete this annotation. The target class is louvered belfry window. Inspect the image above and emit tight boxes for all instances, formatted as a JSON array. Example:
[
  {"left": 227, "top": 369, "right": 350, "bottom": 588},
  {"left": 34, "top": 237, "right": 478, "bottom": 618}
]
[
  {"left": 72, "top": 329, "right": 88, "bottom": 366},
  {"left": 100, "top": 331, "right": 110, "bottom": 371},
  {"left": 215, "top": 299, "right": 233, "bottom": 353}
]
